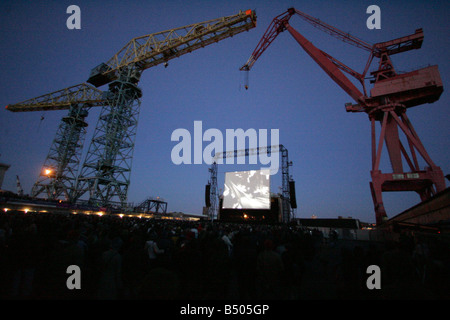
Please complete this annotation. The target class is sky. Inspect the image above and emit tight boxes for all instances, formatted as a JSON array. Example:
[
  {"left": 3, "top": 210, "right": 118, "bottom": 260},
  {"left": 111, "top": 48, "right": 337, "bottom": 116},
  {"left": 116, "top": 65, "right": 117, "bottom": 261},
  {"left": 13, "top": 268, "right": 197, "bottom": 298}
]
[{"left": 0, "top": 0, "right": 448, "bottom": 223}]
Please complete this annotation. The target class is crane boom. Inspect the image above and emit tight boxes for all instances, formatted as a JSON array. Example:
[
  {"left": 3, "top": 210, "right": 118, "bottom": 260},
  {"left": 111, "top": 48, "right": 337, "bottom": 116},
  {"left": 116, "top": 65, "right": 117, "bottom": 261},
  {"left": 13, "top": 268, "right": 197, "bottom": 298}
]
[
  {"left": 240, "top": 10, "right": 292, "bottom": 71},
  {"left": 5, "top": 83, "right": 105, "bottom": 112},
  {"left": 88, "top": 9, "right": 257, "bottom": 87},
  {"left": 6, "top": 9, "right": 257, "bottom": 112},
  {"left": 241, "top": 8, "right": 373, "bottom": 72},
  {"left": 241, "top": 8, "right": 366, "bottom": 103},
  {"left": 284, "top": 22, "right": 365, "bottom": 104},
  {"left": 240, "top": 8, "right": 433, "bottom": 107},
  {"left": 291, "top": 8, "right": 373, "bottom": 53}
]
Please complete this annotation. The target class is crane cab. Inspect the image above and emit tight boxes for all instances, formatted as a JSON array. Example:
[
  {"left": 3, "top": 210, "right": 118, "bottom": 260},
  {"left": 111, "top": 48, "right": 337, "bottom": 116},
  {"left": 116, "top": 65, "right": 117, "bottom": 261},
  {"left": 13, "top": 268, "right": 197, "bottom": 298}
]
[{"left": 87, "top": 63, "right": 115, "bottom": 87}]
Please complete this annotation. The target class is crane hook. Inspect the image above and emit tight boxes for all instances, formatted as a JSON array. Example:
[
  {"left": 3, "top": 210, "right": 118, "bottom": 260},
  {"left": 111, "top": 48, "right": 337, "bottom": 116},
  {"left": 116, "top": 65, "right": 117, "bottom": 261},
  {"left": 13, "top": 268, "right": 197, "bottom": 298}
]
[
  {"left": 37, "top": 113, "right": 45, "bottom": 132},
  {"left": 244, "top": 69, "right": 249, "bottom": 90}
]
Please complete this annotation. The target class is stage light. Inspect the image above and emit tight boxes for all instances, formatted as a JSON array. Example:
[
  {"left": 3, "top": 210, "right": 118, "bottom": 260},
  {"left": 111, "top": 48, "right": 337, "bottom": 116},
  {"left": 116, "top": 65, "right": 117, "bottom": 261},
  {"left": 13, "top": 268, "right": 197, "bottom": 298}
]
[{"left": 44, "top": 168, "right": 52, "bottom": 175}]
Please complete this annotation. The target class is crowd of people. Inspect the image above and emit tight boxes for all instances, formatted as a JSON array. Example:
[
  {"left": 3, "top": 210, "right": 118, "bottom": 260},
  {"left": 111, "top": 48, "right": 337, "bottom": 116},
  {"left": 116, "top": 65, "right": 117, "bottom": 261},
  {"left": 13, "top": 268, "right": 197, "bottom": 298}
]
[{"left": 0, "top": 210, "right": 448, "bottom": 300}]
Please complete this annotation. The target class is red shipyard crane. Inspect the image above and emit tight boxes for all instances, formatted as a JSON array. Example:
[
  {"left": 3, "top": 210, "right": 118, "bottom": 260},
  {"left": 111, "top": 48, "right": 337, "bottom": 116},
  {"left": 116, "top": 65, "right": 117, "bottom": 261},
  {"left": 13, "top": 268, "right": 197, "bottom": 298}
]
[
  {"left": 241, "top": 8, "right": 445, "bottom": 224},
  {"left": 6, "top": 10, "right": 257, "bottom": 207}
]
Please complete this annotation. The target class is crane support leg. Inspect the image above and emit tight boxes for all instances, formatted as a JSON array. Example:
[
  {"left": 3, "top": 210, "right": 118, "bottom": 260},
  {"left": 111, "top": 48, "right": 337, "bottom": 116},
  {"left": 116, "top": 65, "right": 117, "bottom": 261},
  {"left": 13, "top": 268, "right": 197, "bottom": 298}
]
[
  {"left": 369, "top": 106, "right": 446, "bottom": 224},
  {"left": 31, "top": 104, "right": 89, "bottom": 201},
  {"left": 73, "top": 67, "right": 142, "bottom": 207}
]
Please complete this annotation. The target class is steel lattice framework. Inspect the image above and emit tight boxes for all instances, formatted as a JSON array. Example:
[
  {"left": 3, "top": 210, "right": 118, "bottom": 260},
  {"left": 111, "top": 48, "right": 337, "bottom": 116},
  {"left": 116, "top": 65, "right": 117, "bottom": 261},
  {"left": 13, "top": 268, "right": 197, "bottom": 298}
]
[
  {"left": 74, "top": 68, "right": 142, "bottom": 206},
  {"left": 6, "top": 10, "right": 257, "bottom": 207},
  {"left": 135, "top": 197, "right": 168, "bottom": 215},
  {"left": 6, "top": 83, "right": 105, "bottom": 112},
  {"left": 31, "top": 104, "right": 90, "bottom": 200},
  {"left": 207, "top": 161, "right": 219, "bottom": 221},
  {"left": 6, "top": 83, "right": 106, "bottom": 201},
  {"left": 88, "top": 10, "right": 257, "bottom": 87}
]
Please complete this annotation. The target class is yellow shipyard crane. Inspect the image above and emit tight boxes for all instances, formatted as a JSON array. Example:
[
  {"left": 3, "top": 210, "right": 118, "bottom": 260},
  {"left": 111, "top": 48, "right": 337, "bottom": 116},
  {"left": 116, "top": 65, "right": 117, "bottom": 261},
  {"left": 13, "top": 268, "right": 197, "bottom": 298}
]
[{"left": 6, "top": 9, "right": 257, "bottom": 206}]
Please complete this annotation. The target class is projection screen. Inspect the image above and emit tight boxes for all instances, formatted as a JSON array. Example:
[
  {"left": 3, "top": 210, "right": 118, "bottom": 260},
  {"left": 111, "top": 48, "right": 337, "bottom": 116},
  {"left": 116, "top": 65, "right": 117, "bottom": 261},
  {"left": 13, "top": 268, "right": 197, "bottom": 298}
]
[{"left": 222, "top": 169, "right": 271, "bottom": 209}]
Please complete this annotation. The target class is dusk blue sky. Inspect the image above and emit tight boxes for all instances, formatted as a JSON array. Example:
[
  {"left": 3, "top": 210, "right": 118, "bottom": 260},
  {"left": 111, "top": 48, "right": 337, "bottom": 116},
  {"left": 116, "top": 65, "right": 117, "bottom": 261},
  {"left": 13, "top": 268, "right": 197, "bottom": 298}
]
[{"left": 0, "top": 0, "right": 448, "bottom": 223}]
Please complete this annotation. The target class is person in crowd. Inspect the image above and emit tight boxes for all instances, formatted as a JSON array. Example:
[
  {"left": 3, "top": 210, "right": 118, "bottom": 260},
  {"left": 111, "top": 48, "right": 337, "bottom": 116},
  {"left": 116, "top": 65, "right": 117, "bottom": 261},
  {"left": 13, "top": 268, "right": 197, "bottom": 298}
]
[
  {"left": 96, "top": 237, "right": 123, "bottom": 299},
  {"left": 145, "top": 232, "right": 164, "bottom": 270},
  {"left": 0, "top": 210, "right": 448, "bottom": 300},
  {"left": 256, "top": 239, "right": 285, "bottom": 299}
]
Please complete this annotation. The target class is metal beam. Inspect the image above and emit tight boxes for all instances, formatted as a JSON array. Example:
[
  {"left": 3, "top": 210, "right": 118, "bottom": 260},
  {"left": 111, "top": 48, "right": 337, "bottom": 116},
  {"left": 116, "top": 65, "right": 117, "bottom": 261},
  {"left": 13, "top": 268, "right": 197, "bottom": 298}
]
[{"left": 6, "top": 83, "right": 105, "bottom": 112}]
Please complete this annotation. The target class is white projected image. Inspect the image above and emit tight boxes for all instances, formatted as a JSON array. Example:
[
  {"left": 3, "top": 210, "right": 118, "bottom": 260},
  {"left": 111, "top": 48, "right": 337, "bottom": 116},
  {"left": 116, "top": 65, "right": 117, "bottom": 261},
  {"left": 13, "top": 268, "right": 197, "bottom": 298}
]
[{"left": 222, "top": 169, "right": 271, "bottom": 209}]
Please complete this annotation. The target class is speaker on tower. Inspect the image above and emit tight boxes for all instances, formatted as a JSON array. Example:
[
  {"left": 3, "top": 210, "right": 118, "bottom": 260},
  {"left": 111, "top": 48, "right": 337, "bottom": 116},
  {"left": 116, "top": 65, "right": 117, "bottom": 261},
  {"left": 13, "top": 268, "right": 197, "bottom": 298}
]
[
  {"left": 205, "top": 184, "right": 211, "bottom": 207},
  {"left": 289, "top": 181, "right": 297, "bottom": 209}
]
